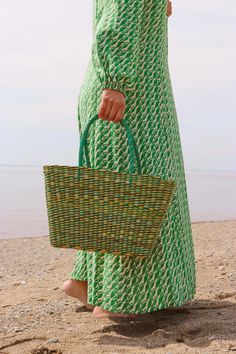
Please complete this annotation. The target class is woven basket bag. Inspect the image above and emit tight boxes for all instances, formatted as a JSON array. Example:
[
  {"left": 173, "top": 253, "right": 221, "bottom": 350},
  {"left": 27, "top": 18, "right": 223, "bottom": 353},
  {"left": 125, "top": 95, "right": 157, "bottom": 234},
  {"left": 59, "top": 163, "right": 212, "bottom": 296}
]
[{"left": 43, "top": 114, "right": 177, "bottom": 258}]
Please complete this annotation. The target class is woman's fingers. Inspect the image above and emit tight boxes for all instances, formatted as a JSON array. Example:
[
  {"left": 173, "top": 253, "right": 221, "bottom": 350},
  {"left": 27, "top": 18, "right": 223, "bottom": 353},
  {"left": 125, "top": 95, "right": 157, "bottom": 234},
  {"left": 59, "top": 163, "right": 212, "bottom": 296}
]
[
  {"left": 98, "top": 94, "right": 110, "bottom": 121},
  {"left": 98, "top": 89, "right": 126, "bottom": 123},
  {"left": 166, "top": 0, "right": 172, "bottom": 17},
  {"left": 108, "top": 102, "right": 122, "bottom": 122},
  {"left": 102, "top": 99, "right": 113, "bottom": 121},
  {"left": 113, "top": 107, "right": 125, "bottom": 123}
]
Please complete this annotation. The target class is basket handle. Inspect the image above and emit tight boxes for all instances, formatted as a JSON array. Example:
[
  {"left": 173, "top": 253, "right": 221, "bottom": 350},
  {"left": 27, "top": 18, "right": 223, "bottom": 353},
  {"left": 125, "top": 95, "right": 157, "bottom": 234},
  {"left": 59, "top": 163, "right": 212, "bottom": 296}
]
[{"left": 77, "top": 114, "right": 142, "bottom": 186}]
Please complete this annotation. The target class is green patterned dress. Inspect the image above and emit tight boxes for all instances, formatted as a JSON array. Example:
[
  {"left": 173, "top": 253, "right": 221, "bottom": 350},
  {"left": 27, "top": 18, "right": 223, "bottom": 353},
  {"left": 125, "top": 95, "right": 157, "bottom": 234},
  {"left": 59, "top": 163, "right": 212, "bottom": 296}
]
[{"left": 69, "top": 0, "right": 196, "bottom": 314}]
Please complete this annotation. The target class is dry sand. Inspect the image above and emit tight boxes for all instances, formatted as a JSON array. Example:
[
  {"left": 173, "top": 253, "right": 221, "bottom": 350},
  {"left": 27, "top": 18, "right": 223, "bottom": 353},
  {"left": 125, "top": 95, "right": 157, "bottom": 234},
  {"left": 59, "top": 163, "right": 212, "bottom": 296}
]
[{"left": 0, "top": 220, "right": 236, "bottom": 354}]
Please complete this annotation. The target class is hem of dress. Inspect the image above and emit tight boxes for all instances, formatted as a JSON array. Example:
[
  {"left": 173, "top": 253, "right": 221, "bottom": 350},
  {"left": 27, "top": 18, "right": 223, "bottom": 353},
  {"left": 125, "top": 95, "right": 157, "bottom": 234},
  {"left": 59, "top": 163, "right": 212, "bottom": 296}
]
[
  {"left": 69, "top": 274, "right": 88, "bottom": 281},
  {"left": 68, "top": 275, "right": 196, "bottom": 314},
  {"left": 87, "top": 290, "right": 197, "bottom": 315}
]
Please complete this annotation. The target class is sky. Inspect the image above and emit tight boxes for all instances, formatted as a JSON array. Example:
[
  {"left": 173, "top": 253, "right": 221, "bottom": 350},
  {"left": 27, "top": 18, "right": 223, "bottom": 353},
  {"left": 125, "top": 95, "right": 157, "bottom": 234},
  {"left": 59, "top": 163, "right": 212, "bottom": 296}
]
[{"left": 0, "top": 0, "right": 235, "bottom": 171}]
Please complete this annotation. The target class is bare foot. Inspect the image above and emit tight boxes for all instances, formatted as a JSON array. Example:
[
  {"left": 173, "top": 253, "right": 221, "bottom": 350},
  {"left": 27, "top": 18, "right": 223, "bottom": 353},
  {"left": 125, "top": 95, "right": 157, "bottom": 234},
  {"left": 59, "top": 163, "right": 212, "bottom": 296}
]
[
  {"left": 62, "top": 279, "right": 94, "bottom": 311},
  {"left": 93, "top": 306, "right": 137, "bottom": 319}
]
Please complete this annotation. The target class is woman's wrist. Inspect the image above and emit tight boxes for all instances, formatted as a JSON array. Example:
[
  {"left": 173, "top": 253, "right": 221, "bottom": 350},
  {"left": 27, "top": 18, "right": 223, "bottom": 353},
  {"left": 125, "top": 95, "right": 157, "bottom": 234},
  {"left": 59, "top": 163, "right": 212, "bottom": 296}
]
[
  {"left": 102, "top": 87, "right": 126, "bottom": 99},
  {"left": 102, "top": 81, "right": 131, "bottom": 99}
]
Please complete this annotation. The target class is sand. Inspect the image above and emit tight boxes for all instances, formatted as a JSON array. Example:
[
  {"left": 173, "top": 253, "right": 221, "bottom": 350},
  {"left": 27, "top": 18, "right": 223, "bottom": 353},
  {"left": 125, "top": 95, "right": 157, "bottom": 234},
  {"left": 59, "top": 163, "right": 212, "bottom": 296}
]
[{"left": 0, "top": 220, "right": 236, "bottom": 354}]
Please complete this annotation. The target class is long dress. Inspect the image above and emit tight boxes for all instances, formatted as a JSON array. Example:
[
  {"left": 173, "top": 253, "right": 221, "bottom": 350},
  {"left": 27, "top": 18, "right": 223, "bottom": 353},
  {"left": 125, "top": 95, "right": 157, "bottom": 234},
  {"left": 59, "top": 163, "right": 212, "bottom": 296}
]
[{"left": 69, "top": 0, "right": 196, "bottom": 314}]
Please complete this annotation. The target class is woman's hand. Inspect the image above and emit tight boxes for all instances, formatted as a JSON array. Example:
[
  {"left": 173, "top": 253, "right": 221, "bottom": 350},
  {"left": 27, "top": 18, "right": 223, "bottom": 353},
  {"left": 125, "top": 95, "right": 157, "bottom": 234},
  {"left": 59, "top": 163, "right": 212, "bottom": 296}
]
[
  {"left": 98, "top": 88, "right": 126, "bottom": 123},
  {"left": 166, "top": 0, "right": 172, "bottom": 17}
]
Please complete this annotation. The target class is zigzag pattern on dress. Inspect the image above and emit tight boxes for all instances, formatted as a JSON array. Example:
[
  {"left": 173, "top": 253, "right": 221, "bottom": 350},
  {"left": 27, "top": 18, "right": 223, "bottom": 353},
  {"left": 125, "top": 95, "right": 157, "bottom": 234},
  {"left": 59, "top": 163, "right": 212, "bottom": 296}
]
[{"left": 70, "top": 0, "right": 196, "bottom": 314}]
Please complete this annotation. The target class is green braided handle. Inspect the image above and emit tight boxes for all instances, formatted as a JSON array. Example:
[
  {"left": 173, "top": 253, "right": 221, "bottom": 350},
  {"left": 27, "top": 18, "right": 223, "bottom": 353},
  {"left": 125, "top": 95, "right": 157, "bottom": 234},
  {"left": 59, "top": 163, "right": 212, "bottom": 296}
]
[{"left": 77, "top": 114, "right": 142, "bottom": 186}]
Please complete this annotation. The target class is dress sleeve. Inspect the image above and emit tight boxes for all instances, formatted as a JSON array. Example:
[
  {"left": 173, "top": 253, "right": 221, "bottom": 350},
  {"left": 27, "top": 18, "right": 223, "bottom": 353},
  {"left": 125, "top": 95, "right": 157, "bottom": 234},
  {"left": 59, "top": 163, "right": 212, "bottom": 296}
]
[{"left": 91, "top": 0, "right": 141, "bottom": 98}]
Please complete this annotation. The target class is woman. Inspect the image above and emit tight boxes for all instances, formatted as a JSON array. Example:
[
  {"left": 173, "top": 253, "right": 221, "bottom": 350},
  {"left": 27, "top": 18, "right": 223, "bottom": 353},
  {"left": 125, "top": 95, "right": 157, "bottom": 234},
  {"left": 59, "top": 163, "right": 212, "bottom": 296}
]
[{"left": 63, "top": 0, "right": 196, "bottom": 318}]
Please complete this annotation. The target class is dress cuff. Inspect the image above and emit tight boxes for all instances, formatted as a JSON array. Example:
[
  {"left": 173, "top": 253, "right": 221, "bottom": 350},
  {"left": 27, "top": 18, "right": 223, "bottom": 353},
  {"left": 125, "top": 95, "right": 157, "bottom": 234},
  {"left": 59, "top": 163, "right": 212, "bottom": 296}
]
[{"left": 102, "top": 81, "right": 134, "bottom": 99}]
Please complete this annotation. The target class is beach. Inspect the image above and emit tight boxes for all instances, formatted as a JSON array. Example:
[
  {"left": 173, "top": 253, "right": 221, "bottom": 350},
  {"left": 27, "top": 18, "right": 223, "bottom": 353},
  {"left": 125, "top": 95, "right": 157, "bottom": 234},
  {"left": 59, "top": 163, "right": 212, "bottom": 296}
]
[{"left": 1, "top": 220, "right": 236, "bottom": 354}]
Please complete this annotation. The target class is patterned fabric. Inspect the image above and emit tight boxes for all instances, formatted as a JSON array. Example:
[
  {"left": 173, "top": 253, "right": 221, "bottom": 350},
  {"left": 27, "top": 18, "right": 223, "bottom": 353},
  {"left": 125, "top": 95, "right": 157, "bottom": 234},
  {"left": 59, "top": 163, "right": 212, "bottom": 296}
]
[{"left": 69, "top": 0, "right": 196, "bottom": 314}]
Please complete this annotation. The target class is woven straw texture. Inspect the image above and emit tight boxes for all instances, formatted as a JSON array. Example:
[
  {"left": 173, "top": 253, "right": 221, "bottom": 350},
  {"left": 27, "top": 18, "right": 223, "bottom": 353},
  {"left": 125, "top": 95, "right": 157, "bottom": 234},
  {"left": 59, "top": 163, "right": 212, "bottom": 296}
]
[
  {"left": 69, "top": 0, "right": 196, "bottom": 314},
  {"left": 43, "top": 115, "right": 177, "bottom": 258}
]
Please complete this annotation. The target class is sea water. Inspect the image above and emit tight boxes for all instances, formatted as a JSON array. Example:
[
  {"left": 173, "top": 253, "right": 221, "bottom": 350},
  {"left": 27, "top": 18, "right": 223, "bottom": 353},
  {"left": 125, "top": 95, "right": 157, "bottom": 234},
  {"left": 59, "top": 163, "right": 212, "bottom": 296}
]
[{"left": 0, "top": 165, "right": 235, "bottom": 239}]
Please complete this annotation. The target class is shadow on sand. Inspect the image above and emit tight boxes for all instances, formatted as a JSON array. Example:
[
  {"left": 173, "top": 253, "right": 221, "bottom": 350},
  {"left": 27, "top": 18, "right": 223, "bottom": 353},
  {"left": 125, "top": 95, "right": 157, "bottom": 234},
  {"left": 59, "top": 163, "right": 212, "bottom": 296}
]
[{"left": 93, "top": 298, "right": 236, "bottom": 350}]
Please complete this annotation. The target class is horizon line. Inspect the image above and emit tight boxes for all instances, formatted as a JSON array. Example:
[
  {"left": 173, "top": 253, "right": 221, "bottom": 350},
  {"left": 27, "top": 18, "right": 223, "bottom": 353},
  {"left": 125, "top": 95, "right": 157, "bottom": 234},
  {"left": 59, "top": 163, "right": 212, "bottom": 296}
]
[{"left": 0, "top": 164, "right": 236, "bottom": 173}]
